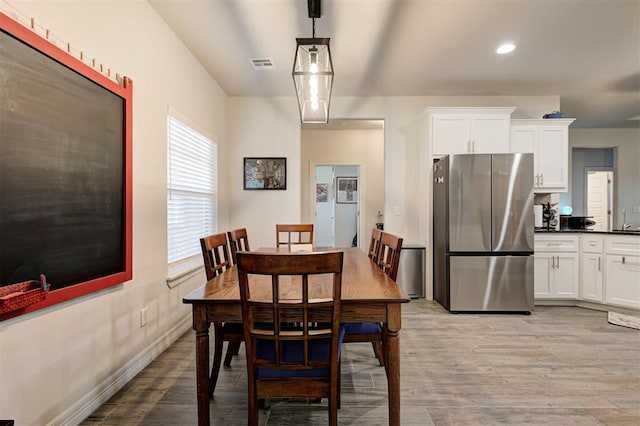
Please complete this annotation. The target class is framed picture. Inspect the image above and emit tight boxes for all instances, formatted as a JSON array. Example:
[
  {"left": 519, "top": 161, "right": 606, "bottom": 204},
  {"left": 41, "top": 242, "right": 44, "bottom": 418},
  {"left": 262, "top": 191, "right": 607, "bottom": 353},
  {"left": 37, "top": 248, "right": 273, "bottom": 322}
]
[
  {"left": 336, "top": 177, "right": 358, "bottom": 203},
  {"left": 316, "top": 183, "right": 329, "bottom": 202},
  {"left": 243, "top": 157, "right": 287, "bottom": 190}
]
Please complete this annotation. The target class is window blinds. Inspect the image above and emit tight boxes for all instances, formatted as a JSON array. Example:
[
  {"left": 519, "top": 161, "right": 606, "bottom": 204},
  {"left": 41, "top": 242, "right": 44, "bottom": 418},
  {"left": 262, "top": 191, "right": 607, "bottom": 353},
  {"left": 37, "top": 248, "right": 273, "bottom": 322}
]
[{"left": 167, "top": 115, "right": 217, "bottom": 264}]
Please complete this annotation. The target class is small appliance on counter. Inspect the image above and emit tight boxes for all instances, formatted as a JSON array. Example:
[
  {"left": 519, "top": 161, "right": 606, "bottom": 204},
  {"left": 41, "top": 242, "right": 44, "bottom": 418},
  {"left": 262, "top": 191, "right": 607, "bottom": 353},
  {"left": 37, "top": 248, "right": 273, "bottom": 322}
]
[
  {"left": 541, "top": 202, "right": 558, "bottom": 230},
  {"left": 534, "top": 205, "right": 543, "bottom": 229},
  {"left": 560, "top": 215, "right": 596, "bottom": 230}
]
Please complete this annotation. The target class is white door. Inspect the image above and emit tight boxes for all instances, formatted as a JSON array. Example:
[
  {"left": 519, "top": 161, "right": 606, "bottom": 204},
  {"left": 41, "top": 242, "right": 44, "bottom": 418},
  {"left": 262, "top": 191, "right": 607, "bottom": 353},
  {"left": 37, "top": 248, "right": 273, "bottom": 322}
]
[
  {"left": 587, "top": 171, "right": 612, "bottom": 231},
  {"left": 314, "top": 166, "right": 334, "bottom": 247}
]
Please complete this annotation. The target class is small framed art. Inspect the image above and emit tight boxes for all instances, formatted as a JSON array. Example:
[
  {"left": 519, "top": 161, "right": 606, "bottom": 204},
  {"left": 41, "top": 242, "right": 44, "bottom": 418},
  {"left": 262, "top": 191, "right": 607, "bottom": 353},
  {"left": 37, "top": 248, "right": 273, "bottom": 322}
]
[
  {"left": 336, "top": 177, "right": 358, "bottom": 203},
  {"left": 243, "top": 157, "right": 287, "bottom": 190}
]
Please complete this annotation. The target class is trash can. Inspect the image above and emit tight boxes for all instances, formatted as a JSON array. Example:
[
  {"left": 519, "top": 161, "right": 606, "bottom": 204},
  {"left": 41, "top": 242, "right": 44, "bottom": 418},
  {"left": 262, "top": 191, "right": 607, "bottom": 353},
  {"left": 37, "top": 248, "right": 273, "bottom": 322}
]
[{"left": 396, "top": 245, "right": 425, "bottom": 298}]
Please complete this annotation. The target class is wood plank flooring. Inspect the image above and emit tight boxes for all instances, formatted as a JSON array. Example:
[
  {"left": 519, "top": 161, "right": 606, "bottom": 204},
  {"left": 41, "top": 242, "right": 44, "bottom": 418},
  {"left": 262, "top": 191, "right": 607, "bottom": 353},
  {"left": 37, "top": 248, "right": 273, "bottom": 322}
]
[{"left": 81, "top": 300, "right": 640, "bottom": 425}]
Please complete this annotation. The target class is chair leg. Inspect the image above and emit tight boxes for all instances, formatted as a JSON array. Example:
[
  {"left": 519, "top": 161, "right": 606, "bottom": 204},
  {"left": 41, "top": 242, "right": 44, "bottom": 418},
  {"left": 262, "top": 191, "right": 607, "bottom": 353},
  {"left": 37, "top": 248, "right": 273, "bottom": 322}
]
[
  {"left": 372, "top": 341, "right": 385, "bottom": 366},
  {"left": 224, "top": 341, "right": 241, "bottom": 367},
  {"left": 209, "top": 322, "right": 224, "bottom": 398},
  {"left": 329, "top": 385, "right": 338, "bottom": 426},
  {"left": 337, "top": 358, "right": 342, "bottom": 409}
]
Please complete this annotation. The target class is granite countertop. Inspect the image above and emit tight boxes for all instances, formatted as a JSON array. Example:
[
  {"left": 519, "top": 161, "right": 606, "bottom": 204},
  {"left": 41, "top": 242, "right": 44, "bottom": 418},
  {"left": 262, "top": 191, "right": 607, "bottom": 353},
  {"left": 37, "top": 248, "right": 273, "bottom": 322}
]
[{"left": 535, "top": 229, "right": 640, "bottom": 236}]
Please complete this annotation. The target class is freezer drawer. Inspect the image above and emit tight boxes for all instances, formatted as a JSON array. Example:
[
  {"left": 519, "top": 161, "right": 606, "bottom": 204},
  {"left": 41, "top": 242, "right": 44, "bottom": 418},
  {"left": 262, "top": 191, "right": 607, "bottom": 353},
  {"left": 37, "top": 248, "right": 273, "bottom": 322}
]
[
  {"left": 396, "top": 245, "right": 425, "bottom": 298},
  {"left": 449, "top": 255, "right": 533, "bottom": 312}
]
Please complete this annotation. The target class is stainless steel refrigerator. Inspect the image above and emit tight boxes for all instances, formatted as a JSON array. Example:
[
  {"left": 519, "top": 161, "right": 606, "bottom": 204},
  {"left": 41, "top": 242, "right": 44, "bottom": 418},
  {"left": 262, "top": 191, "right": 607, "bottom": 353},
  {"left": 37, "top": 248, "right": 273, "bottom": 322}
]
[{"left": 433, "top": 153, "right": 534, "bottom": 313}]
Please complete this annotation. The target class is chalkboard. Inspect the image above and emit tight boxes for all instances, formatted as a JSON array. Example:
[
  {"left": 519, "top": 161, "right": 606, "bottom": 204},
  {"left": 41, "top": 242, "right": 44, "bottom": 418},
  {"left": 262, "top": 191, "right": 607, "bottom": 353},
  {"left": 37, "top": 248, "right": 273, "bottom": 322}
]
[{"left": 0, "top": 14, "right": 132, "bottom": 317}]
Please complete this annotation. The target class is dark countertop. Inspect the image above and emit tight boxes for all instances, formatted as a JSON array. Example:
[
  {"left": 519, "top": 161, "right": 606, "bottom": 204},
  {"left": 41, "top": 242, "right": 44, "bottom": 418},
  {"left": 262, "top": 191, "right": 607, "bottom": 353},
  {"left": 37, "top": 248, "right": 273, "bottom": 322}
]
[{"left": 535, "top": 229, "right": 640, "bottom": 236}]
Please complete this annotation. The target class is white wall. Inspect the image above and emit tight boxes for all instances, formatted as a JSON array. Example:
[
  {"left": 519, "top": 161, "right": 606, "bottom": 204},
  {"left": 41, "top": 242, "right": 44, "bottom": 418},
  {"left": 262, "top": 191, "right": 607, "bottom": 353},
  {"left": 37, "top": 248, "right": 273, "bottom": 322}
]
[
  {"left": 565, "top": 128, "right": 640, "bottom": 228},
  {"left": 0, "top": 2, "right": 228, "bottom": 424}
]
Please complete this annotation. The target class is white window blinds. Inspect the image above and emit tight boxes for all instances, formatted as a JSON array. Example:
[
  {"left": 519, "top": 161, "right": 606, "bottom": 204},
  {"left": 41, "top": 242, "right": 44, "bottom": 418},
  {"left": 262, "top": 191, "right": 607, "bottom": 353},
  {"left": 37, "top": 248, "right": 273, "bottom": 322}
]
[{"left": 167, "top": 115, "right": 217, "bottom": 264}]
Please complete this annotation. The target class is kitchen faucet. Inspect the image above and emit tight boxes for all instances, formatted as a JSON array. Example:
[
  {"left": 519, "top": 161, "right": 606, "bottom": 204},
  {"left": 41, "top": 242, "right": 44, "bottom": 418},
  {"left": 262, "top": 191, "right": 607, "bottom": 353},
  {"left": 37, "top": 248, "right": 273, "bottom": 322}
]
[{"left": 622, "top": 208, "right": 631, "bottom": 230}]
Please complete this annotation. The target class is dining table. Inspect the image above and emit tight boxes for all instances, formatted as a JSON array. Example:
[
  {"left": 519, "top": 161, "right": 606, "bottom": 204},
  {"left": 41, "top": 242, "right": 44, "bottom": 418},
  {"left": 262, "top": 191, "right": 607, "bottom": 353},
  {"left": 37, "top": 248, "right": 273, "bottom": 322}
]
[{"left": 183, "top": 246, "right": 411, "bottom": 426}]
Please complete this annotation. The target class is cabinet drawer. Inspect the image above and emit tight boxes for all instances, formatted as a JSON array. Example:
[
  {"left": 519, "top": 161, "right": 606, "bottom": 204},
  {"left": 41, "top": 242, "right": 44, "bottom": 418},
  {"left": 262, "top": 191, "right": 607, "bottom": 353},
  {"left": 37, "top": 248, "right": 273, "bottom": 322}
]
[
  {"left": 581, "top": 235, "right": 604, "bottom": 253},
  {"left": 605, "top": 235, "right": 640, "bottom": 256},
  {"left": 534, "top": 235, "right": 579, "bottom": 252}
]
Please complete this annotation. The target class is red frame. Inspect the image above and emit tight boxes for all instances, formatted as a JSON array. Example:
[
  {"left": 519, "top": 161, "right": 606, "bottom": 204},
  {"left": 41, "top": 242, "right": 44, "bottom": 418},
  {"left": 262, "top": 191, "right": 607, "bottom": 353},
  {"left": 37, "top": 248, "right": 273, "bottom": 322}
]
[{"left": 0, "top": 12, "right": 133, "bottom": 320}]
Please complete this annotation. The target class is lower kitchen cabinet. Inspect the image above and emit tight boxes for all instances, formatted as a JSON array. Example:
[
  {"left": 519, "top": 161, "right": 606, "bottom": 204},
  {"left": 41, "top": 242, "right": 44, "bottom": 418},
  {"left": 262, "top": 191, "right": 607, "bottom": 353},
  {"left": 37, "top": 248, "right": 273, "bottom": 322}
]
[
  {"left": 605, "top": 254, "right": 640, "bottom": 309},
  {"left": 603, "top": 235, "right": 640, "bottom": 309},
  {"left": 581, "top": 253, "right": 604, "bottom": 302},
  {"left": 534, "top": 253, "right": 579, "bottom": 298},
  {"left": 535, "top": 234, "right": 579, "bottom": 299},
  {"left": 580, "top": 235, "right": 604, "bottom": 302}
]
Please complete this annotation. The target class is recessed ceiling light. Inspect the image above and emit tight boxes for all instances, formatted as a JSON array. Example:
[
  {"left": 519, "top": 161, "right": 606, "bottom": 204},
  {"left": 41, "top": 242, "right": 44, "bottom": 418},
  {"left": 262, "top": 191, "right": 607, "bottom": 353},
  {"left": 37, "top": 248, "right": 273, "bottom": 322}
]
[{"left": 496, "top": 43, "right": 516, "bottom": 54}]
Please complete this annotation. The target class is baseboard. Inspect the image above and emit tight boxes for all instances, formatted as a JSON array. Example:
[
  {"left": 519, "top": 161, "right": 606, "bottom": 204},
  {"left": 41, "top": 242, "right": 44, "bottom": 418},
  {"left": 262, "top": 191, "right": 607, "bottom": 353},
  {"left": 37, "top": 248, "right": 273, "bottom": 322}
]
[{"left": 47, "top": 315, "right": 192, "bottom": 426}]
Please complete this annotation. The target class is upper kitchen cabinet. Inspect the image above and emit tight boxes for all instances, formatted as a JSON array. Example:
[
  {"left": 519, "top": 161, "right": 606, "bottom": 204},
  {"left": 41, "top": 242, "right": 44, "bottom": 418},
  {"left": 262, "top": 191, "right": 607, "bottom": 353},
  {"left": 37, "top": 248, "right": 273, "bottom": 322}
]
[
  {"left": 510, "top": 118, "right": 575, "bottom": 193},
  {"left": 428, "top": 107, "right": 516, "bottom": 156}
]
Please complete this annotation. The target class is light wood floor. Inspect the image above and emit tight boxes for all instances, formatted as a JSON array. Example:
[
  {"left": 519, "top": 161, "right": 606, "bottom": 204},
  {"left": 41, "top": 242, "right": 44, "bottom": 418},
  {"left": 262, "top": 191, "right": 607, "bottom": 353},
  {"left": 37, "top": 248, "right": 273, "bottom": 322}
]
[{"left": 81, "top": 300, "right": 640, "bottom": 425}]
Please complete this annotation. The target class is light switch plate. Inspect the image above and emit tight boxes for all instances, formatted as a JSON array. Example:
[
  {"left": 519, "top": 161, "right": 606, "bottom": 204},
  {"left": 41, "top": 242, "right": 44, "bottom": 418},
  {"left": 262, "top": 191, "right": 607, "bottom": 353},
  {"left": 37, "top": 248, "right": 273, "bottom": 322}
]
[
  {"left": 393, "top": 206, "right": 400, "bottom": 216},
  {"left": 633, "top": 206, "right": 640, "bottom": 213}
]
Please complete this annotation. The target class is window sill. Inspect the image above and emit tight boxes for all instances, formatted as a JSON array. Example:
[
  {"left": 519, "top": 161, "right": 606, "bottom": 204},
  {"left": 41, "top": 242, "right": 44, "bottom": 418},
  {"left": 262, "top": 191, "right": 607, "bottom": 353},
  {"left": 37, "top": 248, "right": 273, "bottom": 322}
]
[{"left": 166, "top": 256, "right": 203, "bottom": 289}]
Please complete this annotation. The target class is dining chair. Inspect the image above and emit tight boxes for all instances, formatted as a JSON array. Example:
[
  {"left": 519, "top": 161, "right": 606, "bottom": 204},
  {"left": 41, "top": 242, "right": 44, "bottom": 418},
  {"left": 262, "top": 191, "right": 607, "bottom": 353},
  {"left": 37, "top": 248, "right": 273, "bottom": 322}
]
[
  {"left": 368, "top": 227, "right": 383, "bottom": 263},
  {"left": 236, "top": 251, "right": 345, "bottom": 426},
  {"left": 199, "top": 233, "right": 243, "bottom": 396},
  {"left": 276, "top": 223, "right": 314, "bottom": 247},
  {"left": 227, "top": 227, "right": 251, "bottom": 265},
  {"left": 343, "top": 231, "right": 403, "bottom": 366}
]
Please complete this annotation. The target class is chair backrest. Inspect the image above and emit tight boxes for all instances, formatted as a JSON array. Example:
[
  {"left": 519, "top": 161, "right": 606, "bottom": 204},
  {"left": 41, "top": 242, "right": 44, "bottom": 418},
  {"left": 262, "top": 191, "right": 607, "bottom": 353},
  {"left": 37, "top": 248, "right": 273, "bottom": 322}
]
[
  {"left": 368, "top": 228, "right": 383, "bottom": 263},
  {"left": 378, "top": 232, "right": 403, "bottom": 281},
  {"left": 200, "top": 233, "right": 232, "bottom": 281},
  {"left": 276, "top": 224, "right": 314, "bottom": 246},
  {"left": 236, "top": 251, "right": 343, "bottom": 375},
  {"left": 227, "top": 227, "right": 250, "bottom": 265}
]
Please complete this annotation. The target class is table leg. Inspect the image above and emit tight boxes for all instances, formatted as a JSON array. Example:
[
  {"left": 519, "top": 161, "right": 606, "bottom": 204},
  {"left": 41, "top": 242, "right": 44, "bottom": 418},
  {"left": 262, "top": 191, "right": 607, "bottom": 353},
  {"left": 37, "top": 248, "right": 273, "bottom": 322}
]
[
  {"left": 385, "top": 304, "right": 401, "bottom": 426},
  {"left": 193, "top": 306, "right": 211, "bottom": 426}
]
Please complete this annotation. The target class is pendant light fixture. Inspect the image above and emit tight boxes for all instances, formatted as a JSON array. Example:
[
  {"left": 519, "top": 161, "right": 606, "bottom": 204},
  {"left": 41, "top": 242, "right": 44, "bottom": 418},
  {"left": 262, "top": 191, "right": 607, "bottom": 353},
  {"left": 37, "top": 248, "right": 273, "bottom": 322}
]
[{"left": 292, "top": 0, "right": 333, "bottom": 123}]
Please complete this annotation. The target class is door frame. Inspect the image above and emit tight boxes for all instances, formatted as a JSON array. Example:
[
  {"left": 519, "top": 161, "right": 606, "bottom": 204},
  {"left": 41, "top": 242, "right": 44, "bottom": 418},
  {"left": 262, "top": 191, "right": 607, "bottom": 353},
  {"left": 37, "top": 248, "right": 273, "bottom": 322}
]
[{"left": 309, "top": 161, "right": 365, "bottom": 248}]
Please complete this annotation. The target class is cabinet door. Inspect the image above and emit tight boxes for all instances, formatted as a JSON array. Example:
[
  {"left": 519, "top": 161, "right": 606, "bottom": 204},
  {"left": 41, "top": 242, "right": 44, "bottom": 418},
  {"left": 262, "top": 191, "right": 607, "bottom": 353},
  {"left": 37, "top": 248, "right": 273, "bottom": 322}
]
[
  {"left": 432, "top": 115, "right": 470, "bottom": 155},
  {"left": 510, "top": 127, "right": 536, "bottom": 153},
  {"left": 534, "top": 253, "right": 553, "bottom": 298},
  {"left": 536, "top": 127, "right": 567, "bottom": 191},
  {"left": 554, "top": 254, "right": 579, "bottom": 298},
  {"left": 581, "top": 253, "right": 603, "bottom": 302},
  {"left": 605, "top": 254, "right": 640, "bottom": 308},
  {"left": 470, "top": 115, "right": 510, "bottom": 153}
]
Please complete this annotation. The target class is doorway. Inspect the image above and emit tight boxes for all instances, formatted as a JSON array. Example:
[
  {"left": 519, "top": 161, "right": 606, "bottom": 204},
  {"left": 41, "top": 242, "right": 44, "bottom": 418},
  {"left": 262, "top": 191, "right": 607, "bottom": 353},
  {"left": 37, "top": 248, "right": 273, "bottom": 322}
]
[
  {"left": 586, "top": 169, "right": 614, "bottom": 231},
  {"left": 314, "top": 165, "right": 360, "bottom": 248}
]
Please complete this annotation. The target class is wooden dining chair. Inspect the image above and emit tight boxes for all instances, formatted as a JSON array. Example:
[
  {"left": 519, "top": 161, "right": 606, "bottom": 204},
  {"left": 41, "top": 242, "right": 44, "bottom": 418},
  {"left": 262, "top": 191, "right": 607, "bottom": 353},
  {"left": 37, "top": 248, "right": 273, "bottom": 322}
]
[
  {"left": 377, "top": 232, "right": 404, "bottom": 282},
  {"left": 236, "top": 251, "right": 345, "bottom": 426},
  {"left": 227, "top": 227, "right": 251, "bottom": 264},
  {"left": 199, "top": 233, "right": 243, "bottom": 397},
  {"left": 368, "top": 228, "right": 383, "bottom": 263},
  {"left": 343, "top": 231, "right": 403, "bottom": 366},
  {"left": 276, "top": 223, "right": 314, "bottom": 247}
]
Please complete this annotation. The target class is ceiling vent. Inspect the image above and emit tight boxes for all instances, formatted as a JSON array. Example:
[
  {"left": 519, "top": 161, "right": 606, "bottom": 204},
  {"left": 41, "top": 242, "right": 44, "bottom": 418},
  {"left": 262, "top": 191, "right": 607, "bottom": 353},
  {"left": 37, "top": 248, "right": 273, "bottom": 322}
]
[{"left": 250, "top": 58, "right": 274, "bottom": 70}]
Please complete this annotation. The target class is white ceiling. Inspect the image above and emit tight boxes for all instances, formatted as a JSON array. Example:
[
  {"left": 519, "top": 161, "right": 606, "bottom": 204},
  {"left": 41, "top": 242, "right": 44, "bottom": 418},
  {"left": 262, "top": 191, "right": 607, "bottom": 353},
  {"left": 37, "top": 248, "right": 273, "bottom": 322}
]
[{"left": 149, "top": 0, "right": 640, "bottom": 129}]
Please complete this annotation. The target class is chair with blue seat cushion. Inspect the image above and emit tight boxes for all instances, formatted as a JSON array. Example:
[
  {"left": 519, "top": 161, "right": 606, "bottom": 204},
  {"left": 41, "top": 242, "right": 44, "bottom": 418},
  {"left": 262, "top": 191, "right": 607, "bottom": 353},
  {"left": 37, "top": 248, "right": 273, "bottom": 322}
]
[
  {"left": 343, "top": 231, "right": 403, "bottom": 366},
  {"left": 200, "top": 233, "right": 243, "bottom": 397},
  {"left": 236, "top": 250, "right": 344, "bottom": 426}
]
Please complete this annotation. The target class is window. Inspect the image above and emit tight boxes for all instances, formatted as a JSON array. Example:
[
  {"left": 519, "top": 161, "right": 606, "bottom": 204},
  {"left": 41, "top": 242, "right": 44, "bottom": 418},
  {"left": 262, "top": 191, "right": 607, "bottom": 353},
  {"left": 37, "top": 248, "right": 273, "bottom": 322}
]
[{"left": 167, "top": 113, "right": 217, "bottom": 266}]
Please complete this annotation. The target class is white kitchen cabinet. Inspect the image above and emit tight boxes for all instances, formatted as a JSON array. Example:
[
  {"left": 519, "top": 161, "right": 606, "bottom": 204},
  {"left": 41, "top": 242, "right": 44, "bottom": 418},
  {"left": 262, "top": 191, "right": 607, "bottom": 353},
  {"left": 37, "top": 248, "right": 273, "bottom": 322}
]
[
  {"left": 580, "top": 235, "right": 604, "bottom": 302},
  {"left": 510, "top": 119, "right": 575, "bottom": 193},
  {"left": 429, "top": 107, "right": 515, "bottom": 156},
  {"left": 534, "top": 234, "right": 580, "bottom": 299},
  {"left": 604, "top": 235, "right": 640, "bottom": 309}
]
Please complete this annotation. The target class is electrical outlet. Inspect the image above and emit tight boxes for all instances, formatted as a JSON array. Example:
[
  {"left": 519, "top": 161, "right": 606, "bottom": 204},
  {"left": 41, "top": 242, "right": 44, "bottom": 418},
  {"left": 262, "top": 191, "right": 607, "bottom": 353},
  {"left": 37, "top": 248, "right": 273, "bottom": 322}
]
[
  {"left": 140, "top": 307, "right": 148, "bottom": 327},
  {"left": 393, "top": 206, "right": 400, "bottom": 216},
  {"left": 633, "top": 206, "right": 640, "bottom": 214}
]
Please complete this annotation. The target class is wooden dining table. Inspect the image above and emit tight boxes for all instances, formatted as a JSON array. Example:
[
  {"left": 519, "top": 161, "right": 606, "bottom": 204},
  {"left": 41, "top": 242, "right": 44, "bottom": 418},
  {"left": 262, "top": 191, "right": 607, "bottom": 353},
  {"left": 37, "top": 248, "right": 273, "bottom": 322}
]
[{"left": 183, "top": 246, "right": 411, "bottom": 426}]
